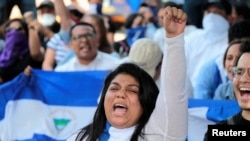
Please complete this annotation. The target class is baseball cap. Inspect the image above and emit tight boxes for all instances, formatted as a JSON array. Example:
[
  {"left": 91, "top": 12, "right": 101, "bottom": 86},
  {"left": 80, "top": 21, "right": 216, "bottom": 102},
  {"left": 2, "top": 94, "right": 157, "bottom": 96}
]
[
  {"left": 128, "top": 38, "right": 163, "bottom": 78},
  {"left": 204, "top": 0, "right": 232, "bottom": 15},
  {"left": 37, "top": 0, "right": 54, "bottom": 10}
]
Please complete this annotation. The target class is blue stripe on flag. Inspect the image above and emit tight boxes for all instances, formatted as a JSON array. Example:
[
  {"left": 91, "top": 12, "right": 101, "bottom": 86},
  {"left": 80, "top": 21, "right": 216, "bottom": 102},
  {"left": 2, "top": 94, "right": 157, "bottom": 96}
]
[
  {"left": 0, "top": 69, "right": 110, "bottom": 120},
  {"left": 188, "top": 99, "right": 240, "bottom": 122},
  {"left": 0, "top": 69, "right": 242, "bottom": 141}
]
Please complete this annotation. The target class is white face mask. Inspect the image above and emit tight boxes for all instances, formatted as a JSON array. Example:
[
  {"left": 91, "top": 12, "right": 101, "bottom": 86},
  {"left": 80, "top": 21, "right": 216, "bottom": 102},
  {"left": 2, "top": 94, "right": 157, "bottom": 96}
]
[
  {"left": 202, "top": 13, "right": 229, "bottom": 33},
  {"left": 39, "top": 13, "right": 56, "bottom": 27}
]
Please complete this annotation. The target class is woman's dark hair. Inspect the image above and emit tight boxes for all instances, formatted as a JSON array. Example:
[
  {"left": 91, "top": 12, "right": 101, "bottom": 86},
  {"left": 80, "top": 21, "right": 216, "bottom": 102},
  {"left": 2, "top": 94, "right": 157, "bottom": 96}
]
[
  {"left": 124, "top": 13, "right": 144, "bottom": 29},
  {"left": 222, "top": 39, "right": 243, "bottom": 68},
  {"left": 76, "top": 63, "right": 159, "bottom": 141},
  {"left": 2, "top": 18, "right": 28, "bottom": 38},
  {"left": 84, "top": 14, "right": 113, "bottom": 54},
  {"left": 234, "top": 39, "right": 250, "bottom": 66}
]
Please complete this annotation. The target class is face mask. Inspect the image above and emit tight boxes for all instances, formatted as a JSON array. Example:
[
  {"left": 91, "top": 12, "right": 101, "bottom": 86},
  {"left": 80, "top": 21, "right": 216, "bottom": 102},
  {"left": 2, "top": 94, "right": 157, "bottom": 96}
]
[
  {"left": 0, "top": 30, "right": 29, "bottom": 67},
  {"left": 40, "top": 13, "right": 56, "bottom": 27},
  {"left": 202, "top": 13, "right": 229, "bottom": 33}
]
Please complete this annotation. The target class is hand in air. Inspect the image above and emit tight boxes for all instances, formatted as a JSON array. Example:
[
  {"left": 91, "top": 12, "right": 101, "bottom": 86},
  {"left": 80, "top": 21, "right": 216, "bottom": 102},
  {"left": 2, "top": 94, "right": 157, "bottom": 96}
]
[{"left": 162, "top": 6, "right": 187, "bottom": 38}]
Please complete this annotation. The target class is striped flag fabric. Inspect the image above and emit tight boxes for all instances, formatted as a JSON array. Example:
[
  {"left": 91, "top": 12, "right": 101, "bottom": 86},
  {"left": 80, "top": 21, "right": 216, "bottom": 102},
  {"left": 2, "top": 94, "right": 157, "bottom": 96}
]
[
  {"left": 0, "top": 69, "right": 241, "bottom": 141},
  {"left": 0, "top": 69, "right": 110, "bottom": 141},
  {"left": 188, "top": 99, "right": 240, "bottom": 141}
]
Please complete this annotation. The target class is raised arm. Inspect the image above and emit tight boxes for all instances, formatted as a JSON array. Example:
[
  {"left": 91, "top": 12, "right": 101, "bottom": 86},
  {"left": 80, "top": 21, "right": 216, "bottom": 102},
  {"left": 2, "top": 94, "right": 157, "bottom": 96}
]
[
  {"left": 54, "top": 0, "right": 72, "bottom": 30},
  {"left": 163, "top": 6, "right": 187, "bottom": 140},
  {"left": 28, "top": 20, "right": 46, "bottom": 61},
  {"left": 146, "top": 6, "right": 188, "bottom": 141}
]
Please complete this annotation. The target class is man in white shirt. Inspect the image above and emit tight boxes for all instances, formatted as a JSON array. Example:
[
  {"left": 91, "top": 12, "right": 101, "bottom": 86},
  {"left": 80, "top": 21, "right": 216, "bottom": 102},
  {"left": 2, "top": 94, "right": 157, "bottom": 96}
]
[{"left": 55, "top": 22, "right": 120, "bottom": 72}]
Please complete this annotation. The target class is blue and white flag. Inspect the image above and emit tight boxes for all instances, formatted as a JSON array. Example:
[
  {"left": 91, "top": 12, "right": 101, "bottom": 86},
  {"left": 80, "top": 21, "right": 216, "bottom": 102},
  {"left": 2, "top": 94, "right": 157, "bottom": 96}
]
[
  {"left": 0, "top": 69, "right": 242, "bottom": 141},
  {"left": 0, "top": 69, "right": 110, "bottom": 141}
]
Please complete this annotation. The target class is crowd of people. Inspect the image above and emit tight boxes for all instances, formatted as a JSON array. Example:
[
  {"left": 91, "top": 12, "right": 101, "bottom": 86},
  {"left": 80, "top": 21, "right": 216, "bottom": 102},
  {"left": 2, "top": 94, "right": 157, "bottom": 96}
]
[{"left": 1, "top": 0, "right": 250, "bottom": 140}]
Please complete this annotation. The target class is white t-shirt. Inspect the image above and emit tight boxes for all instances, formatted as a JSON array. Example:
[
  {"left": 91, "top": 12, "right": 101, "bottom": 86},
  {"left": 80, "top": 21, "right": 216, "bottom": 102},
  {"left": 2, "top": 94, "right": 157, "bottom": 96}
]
[{"left": 55, "top": 51, "right": 120, "bottom": 72}]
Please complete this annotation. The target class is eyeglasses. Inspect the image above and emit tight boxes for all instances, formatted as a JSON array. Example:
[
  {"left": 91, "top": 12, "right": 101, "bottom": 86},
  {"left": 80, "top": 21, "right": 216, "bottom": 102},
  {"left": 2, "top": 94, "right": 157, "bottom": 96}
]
[
  {"left": 5, "top": 26, "right": 23, "bottom": 33},
  {"left": 71, "top": 33, "right": 95, "bottom": 41},
  {"left": 232, "top": 67, "right": 250, "bottom": 79}
]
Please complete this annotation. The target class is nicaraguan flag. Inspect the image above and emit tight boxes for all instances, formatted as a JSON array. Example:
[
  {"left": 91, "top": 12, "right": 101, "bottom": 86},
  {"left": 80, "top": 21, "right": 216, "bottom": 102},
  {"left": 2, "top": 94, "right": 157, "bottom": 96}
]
[
  {"left": 0, "top": 69, "right": 110, "bottom": 141},
  {"left": 0, "top": 69, "right": 242, "bottom": 141}
]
